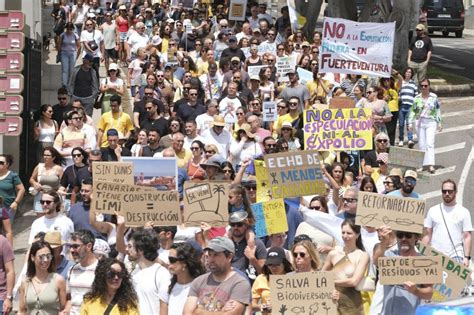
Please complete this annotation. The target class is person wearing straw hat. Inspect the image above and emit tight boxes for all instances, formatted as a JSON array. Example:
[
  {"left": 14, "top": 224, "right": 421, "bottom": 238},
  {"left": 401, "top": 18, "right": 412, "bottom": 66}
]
[
  {"left": 45, "top": 231, "right": 75, "bottom": 280},
  {"left": 201, "top": 115, "right": 232, "bottom": 159},
  {"left": 229, "top": 123, "right": 262, "bottom": 170},
  {"left": 278, "top": 121, "right": 301, "bottom": 151}
]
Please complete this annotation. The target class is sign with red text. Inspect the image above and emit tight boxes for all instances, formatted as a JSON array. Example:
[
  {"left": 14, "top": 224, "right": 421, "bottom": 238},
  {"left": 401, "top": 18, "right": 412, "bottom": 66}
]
[
  {"left": 303, "top": 108, "right": 373, "bottom": 151},
  {"left": 319, "top": 17, "right": 395, "bottom": 77}
]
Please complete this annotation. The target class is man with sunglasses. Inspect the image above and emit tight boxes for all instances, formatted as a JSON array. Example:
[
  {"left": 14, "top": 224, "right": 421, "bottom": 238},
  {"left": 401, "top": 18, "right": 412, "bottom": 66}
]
[
  {"left": 280, "top": 70, "right": 311, "bottom": 111},
  {"left": 387, "top": 170, "right": 420, "bottom": 199},
  {"left": 141, "top": 99, "right": 168, "bottom": 138},
  {"left": 422, "top": 179, "right": 472, "bottom": 267},
  {"left": 52, "top": 87, "right": 72, "bottom": 126},
  {"left": 201, "top": 115, "right": 232, "bottom": 159},
  {"left": 175, "top": 88, "right": 206, "bottom": 122},
  {"left": 374, "top": 227, "right": 433, "bottom": 314}
]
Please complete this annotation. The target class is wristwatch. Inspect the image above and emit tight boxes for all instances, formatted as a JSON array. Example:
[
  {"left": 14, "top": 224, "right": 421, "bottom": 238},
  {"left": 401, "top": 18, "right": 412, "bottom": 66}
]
[
  {"left": 6, "top": 295, "right": 12, "bottom": 301},
  {"left": 465, "top": 256, "right": 471, "bottom": 260}
]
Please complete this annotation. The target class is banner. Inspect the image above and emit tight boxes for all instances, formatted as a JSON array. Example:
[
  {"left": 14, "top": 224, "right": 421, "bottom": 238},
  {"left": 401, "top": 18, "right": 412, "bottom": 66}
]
[
  {"left": 418, "top": 244, "right": 472, "bottom": 302},
  {"left": 303, "top": 108, "right": 373, "bottom": 151},
  {"left": 92, "top": 182, "right": 180, "bottom": 226},
  {"left": 92, "top": 162, "right": 134, "bottom": 185},
  {"left": 388, "top": 146, "right": 425, "bottom": 170},
  {"left": 262, "top": 101, "right": 277, "bottom": 122},
  {"left": 379, "top": 256, "right": 443, "bottom": 285},
  {"left": 355, "top": 192, "right": 426, "bottom": 233},
  {"left": 264, "top": 150, "right": 326, "bottom": 199},
  {"left": 329, "top": 97, "right": 355, "bottom": 109},
  {"left": 270, "top": 272, "right": 337, "bottom": 315},
  {"left": 287, "top": 0, "right": 306, "bottom": 33},
  {"left": 251, "top": 199, "right": 287, "bottom": 238},
  {"left": 258, "top": 42, "right": 277, "bottom": 55},
  {"left": 319, "top": 17, "right": 395, "bottom": 77},
  {"left": 182, "top": 181, "right": 230, "bottom": 226}
]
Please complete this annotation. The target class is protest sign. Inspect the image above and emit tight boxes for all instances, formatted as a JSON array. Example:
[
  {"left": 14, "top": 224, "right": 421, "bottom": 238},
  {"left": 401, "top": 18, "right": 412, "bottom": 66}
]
[
  {"left": 329, "top": 97, "right": 355, "bottom": 109},
  {"left": 297, "top": 67, "right": 313, "bottom": 85},
  {"left": 254, "top": 160, "right": 271, "bottom": 202},
  {"left": 258, "top": 42, "right": 277, "bottom": 55},
  {"left": 122, "top": 157, "right": 177, "bottom": 190},
  {"left": 379, "top": 256, "right": 443, "bottom": 285},
  {"left": 251, "top": 199, "right": 287, "bottom": 238},
  {"left": 319, "top": 17, "right": 395, "bottom": 77},
  {"left": 270, "top": 272, "right": 337, "bottom": 315},
  {"left": 303, "top": 108, "right": 373, "bottom": 151},
  {"left": 92, "top": 162, "right": 133, "bottom": 185},
  {"left": 262, "top": 101, "right": 277, "bottom": 122},
  {"left": 247, "top": 65, "right": 267, "bottom": 78},
  {"left": 276, "top": 55, "right": 297, "bottom": 81},
  {"left": 183, "top": 181, "right": 230, "bottom": 226},
  {"left": 92, "top": 182, "right": 180, "bottom": 226},
  {"left": 355, "top": 192, "right": 426, "bottom": 233},
  {"left": 388, "top": 146, "right": 425, "bottom": 170},
  {"left": 418, "top": 244, "right": 472, "bottom": 302},
  {"left": 264, "top": 150, "right": 326, "bottom": 199},
  {"left": 228, "top": 0, "right": 247, "bottom": 21}
]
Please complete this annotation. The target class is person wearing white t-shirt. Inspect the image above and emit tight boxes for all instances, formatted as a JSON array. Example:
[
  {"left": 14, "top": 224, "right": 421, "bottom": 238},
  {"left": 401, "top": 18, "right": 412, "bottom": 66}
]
[
  {"left": 196, "top": 99, "right": 219, "bottom": 135},
  {"left": 422, "top": 179, "right": 473, "bottom": 267},
  {"left": 128, "top": 230, "right": 170, "bottom": 315},
  {"left": 80, "top": 20, "right": 104, "bottom": 77},
  {"left": 126, "top": 22, "right": 150, "bottom": 60}
]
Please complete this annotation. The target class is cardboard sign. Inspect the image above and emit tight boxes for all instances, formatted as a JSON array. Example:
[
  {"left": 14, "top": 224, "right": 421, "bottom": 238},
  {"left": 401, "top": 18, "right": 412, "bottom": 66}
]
[
  {"left": 251, "top": 199, "right": 287, "bottom": 238},
  {"left": 329, "top": 97, "right": 355, "bottom": 109},
  {"left": 355, "top": 192, "right": 426, "bottom": 233},
  {"left": 92, "top": 162, "right": 134, "bottom": 185},
  {"left": 319, "top": 18, "right": 395, "bottom": 77},
  {"left": 92, "top": 182, "right": 180, "bottom": 226},
  {"left": 270, "top": 272, "right": 337, "bottom": 315},
  {"left": 388, "top": 146, "right": 425, "bottom": 170},
  {"left": 262, "top": 101, "right": 277, "bottom": 122},
  {"left": 303, "top": 108, "right": 373, "bottom": 151},
  {"left": 228, "top": 0, "right": 247, "bottom": 21},
  {"left": 247, "top": 65, "right": 267, "bottom": 78},
  {"left": 258, "top": 42, "right": 277, "bottom": 55},
  {"left": 276, "top": 55, "right": 297, "bottom": 81},
  {"left": 418, "top": 244, "right": 472, "bottom": 302},
  {"left": 254, "top": 160, "right": 271, "bottom": 202},
  {"left": 183, "top": 181, "right": 230, "bottom": 226},
  {"left": 297, "top": 67, "right": 313, "bottom": 85},
  {"left": 264, "top": 150, "right": 326, "bottom": 199},
  {"left": 379, "top": 256, "right": 443, "bottom": 285}
]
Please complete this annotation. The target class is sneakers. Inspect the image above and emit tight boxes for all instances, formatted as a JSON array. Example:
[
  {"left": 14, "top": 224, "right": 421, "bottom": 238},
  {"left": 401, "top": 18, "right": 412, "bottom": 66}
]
[
  {"left": 408, "top": 140, "right": 415, "bottom": 149},
  {"left": 398, "top": 141, "right": 404, "bottom": 147},
  {"left": 429, "top": 166, "right": 435, "bottom": 174}
]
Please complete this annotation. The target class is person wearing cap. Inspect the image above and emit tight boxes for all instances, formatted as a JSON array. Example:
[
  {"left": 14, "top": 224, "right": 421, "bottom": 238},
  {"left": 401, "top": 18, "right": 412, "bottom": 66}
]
[
  {"left": 201, "top": 115, "right": 232, "bottom": 159},
  {"left": 220, "top": 35, "right": 246, "bottom": 64},
  {"left": 408, "top": 24, "right": 433, "bottom": 83},
  {"left": 115, "top": 5, "right": 129, "bottom": 66},
  {"left": 99, "top": 62, "right": 124, "bottom": 113},
  {"left": 222, "top": 56, "right": 250, "bottom": 91},
  {"left": 280, "top": 70, "right": 311, "bottom": 111},
  {"left": 387, "top": 169, "right": 421, "bottom": 199},
  {"left": 251, "top": 246, "right": 293, "bottom": 314},
  {"left": 97, "top": 94, "right": 134, "bottom": 148},
  {"left": 45, "top": 231, "right": 75, "bottom": 280},
  {"left": 361, "top": 132, "right": 390, "bottom": 176},
  {"left": 183, "top": 236, "right": 251, "bottom": 314},
  {"left": 67, "top": 53, "right": 99, "bottom": 117},
  {"left": 100, "top": 10, "right": 118, "bottom": 71},
  {"left": 200, "top": 155, "right": 225, "bottom": 180}
]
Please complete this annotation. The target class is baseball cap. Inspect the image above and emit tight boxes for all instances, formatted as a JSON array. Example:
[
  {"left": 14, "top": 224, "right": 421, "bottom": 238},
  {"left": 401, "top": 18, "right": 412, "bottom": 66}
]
[
  {"left": 107, "top": 128, "right": 119, "bottom": 137},
  {"left": 416, "top": 24, "right": 426, "bottom": 31},
  {"left": 83, "top": 54, "right": 94, "bottom": 61},
  {"left": 205, "top": 236, "right": 235, "bottom": 253},
  {"left": 229, "top": 210, "right": 248, "bottom": 223},
  {"left": 108, "top": 63, "right": 118, "bottom": 71},
  {"left": 376, "top": 152, "right": 389, "bottom": 164},
  {"left": 266, "top": 247, "right": 286, "bottom": 265},
  {"left": 404, "top": 169, "right": 418, "bottom": 180},
  {"left": 231, "top": 56, "right": 241, "bottom": 63}
]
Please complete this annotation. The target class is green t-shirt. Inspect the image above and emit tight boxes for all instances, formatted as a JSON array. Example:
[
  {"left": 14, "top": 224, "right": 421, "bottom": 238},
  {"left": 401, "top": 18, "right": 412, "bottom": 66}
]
[{"left": 0, "top": 171, "right": 22, "bottom": 207}]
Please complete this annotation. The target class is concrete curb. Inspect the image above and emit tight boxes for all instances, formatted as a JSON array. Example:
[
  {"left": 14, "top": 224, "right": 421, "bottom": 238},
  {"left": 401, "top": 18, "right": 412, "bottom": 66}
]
[{"left": 431, "top": 83, "right": 474, "bottom": 96}]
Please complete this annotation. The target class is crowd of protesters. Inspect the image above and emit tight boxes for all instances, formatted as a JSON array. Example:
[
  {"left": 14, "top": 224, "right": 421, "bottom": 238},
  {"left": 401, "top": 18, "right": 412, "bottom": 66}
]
[{"left": 0, "top": 0, "right": 469, "bottom": 314}]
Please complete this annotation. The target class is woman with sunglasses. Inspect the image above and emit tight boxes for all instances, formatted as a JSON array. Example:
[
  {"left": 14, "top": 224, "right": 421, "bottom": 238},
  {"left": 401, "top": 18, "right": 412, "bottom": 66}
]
[
  {"left": 181, "top": 56, "right": 198, "bottom": 77},
  {"left": 252, "top": 247, "right": 293, "bottom": 314},
  {"left": 58, "top": 147, "right": 88, "bottom": 212},
  {"left": 203, "top": 144, "right": 219, "bottom": 160},
  {"left": 18, "top": 240, "right": 67, "bottom": 314},
  {"left": 34, "top": 104, "right": 59, "bottom": 164},
  {"left": 233, "top": 107, "right": 248, "bottom": 136},
  {"left": 363, "top": 85, "right": 392, "bottom": 136},
  {"left": 322, "top": 219, "right": 369, "bottom": 315},
  {"left": 278, "top": 122, "right": 300, "bottom": 151},
  {"left": 53, "top": 110, "right": 90, "bottom": 158},
  {"left": 187, "top": 140, "right": 206, "bottom": 180},
  {"left": 408, "top": 78, "right": 442, "bottom": 174},
  {"left": 221, "top": 161, "right": 236, "bottom": 181},
  {"left": 161, "top": 242, "right": 205, "bottom": 315},
  {"left": 381, "top": 175, "right": 401, "bottom": 194},
  {"left": 100, "top": 63, "right": 125, "bottom": 113},
  {"left": 81, "top": 258, "right": 139, "bottom": 314}
]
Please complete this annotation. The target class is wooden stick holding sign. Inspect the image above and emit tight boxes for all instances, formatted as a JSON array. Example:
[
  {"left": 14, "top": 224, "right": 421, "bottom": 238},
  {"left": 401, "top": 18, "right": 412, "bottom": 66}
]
[
  {"left": 378, "top": 256, "right": 443, "bottom": 285},
  {"left": 270, "top": 272, "right": 337, "bottom": 315},
  {"left": 92, "top": 162, "right": 134, "bottom": 184},
  {"left": 356, "top": 192, "right": 426, "bottom": 233}
]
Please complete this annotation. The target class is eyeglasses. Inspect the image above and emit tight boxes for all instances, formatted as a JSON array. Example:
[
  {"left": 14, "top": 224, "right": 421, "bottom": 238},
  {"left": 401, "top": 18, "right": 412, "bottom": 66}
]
[
  {"left": 442, "top": 189, "right": 455, "bottom": 195},
  {"left": 106, "top": 270, "right": 126, "bottom": 280},
  {"left": 342, "top": 197, "right": 357, "bottom": 204},
  {"left": 309, "top": 206, "right": 321, "bottom": 210},
  {"left": 72, "top": 153, "right": 82, "bottom": 158},
  {"left": 377, "top": 139, "right": 388, "bottom": 143},
  {"left": 268, "top": 59, "right": 275, "bottom": 63},
  {"left": 244, "top": 184, "right": 256, "bottom": 190},
  {"left": 40, "top": 200, "right": 53, "bottom": 205},
  {"left": 421, "top": 84, "right": 429, "bottom": 88},
  {"left": 145, "top": 107, "right": 154, "bottom": 111},
  {"left": 37, "top": 253, "right": 53, "bottom": 261},
  {"left": 58, "top": 97, "right": 67, "bottom": 100},
  {"left": 230, "top": 222, "right": 244, "bottom": 227},
  {"left": 383, "top": 181, "right": 393, "bottom": 186},
  {"left": 156, "top": 75, "right": 164, "bottom": 77},
  {"left": 189, "top": 93, "right": 198, "bottom": 96},
  {"left": 0, "top": 161, "right": 5, "bottom": 165},
  {"left": 405, "top": 177, "right": 417, "bottom": 185},
  {"left": 236, "top": 112, "right": 244, "bottom": 116},
  {"left": 292, "top": 252, "right": 306, "bottom": 258},
  {"left": 171, "top": 124, "right": 180, "bottom": 128},
  {"left": 69, "top": 243, "right": 83, "bottom": 249},
  {"left": 396, "top": 232, "right": 414, "bottom": 239},
  {"left": 168, "top": 256, "right": 181, "bottom": 264},
  {"left": 289, "top": 102, "right": 298, "bottom": 106},
  {"left": 223, "top": 169, "right": 233, "bottom": 173},
  {"left": 190, "top": 147, "right": 200, "bottom": 151}
]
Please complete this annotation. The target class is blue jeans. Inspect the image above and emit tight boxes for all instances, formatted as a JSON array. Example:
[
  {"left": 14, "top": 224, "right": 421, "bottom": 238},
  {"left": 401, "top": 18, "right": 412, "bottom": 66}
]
[
  {"left": 61, "top": 50, "right": 76, "bottom": 87},
  {"left": 0, "top": 299, "right": 4, "bottom": 315},
  {"left": 398, "top": 108, "right": 413, "bottom": 141}
]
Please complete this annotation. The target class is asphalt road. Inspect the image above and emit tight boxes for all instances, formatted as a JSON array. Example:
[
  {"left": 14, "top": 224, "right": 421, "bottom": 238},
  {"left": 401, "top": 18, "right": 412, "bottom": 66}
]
[{"left": 430, "top": 34, "right": 474, "bottom": 80}]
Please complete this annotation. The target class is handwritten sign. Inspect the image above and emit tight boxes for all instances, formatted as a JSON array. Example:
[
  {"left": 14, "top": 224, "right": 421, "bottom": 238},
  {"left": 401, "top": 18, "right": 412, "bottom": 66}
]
[
  {"left": 92, "top": 162, "right": 133, "bottom": 184},
  {"left": 379, "top": 256, "right": 443, "bottom": 285},
  {"left": 388, "top": 146, "right": 425, "bottom": 170},
  {"left": 247, "top": 65, "right": 267, "bottom": 78},
  {"left": 304, "top": 108, "right": 373, "bottom": 151},
  {"left": 418, "top": 244, "right": 472, "bottom": 302},
  {"left": 183, "top": 181, "right": 230, "bottom": 226},
  {"left": 92, "top": 182, "right": 180, "bottom": 226},
  {"left": 262, "top": 101, "right": 277, "bottom": 122},
  {"left": 329, "top": 97, "right": 355, "bottom": 109},
  {"left": 276, "top": 55, "right": 296, "bottom": 81},
  {"left": 251, "top": 199, "right": 287, "bottom": 238},
  {"left": 228, "top": 0, "right": 247, "bottom": 21},
  {"left": 254, "top": 160, "right": 271, "bottom": 202},
  {"left": 356, "top": 192, "right": 426, "bottom": 233},
  {"left": 258, "top": 42, "right": 277, "bottom": 55},
  {"left": 264, "top": 150, "right": 326, "bottom": 199},
  {"left": 270, "top": 272, "right": 337, "bottom": 315},
  {"left": 319, "top": 17, "right": 395, "bottom": 77},
  {"left": 297, "top": 67, "right": 313, "bottom": 85}
]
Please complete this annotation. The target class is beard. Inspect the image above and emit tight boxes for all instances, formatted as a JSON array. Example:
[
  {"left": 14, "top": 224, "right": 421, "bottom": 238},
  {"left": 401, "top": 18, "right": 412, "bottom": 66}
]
[{"left": 402, "top": 184, "right": 414, "bottom": 194}]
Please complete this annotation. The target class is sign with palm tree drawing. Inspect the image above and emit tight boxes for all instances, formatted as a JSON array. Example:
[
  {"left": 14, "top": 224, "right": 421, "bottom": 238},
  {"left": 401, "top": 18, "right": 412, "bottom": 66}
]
[{"left": 183, "top": 181, "right": 230, "bottom": 226}]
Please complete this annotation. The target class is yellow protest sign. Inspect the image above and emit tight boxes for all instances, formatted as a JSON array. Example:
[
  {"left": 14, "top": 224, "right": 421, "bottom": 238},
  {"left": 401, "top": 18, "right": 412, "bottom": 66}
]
[
  {"left": 251, "top": 199, "right": 287, "bottom": 238},
  {"left": 254, "top": 160, "right": 271, "bottom": 202},
  {"left": 304, "top": 108, "right": 373, "bottom": 151}
]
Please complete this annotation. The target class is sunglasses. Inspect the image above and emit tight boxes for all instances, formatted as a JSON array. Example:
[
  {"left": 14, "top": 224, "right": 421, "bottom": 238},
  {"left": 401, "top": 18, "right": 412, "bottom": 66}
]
[
  {"left": 72, "top": 154, "right": 82, "bottom": 158},
  {"left": 205, "top": 151, "right": 215, "bottom": 154},
  {"left": 421, "top": 84, "right": 429, "bottom": 88},
  {"left": 236, "top": 112, "right": 244, "bottom": 116},
  {"left": 442, "top": 189, "right": 455, "bottom": 195},
  {"left": 342, "top": 197, "right": 357, "bottom": 204},
  {"left": 106, "top": 270, "right": 126, "bottom": 280},
  {"left": 230, "top": 222, "right": 244, "bottom": 227},
  {"left": 289, "top": 102, "right": 298, "bottom": 106},
  {"left": 293, "top": 252, "right": 306, "bottom": 258},
  {"left": 223, "top": 169, "right": 233, "bottom": 173},
  {"left": 0, "top": 161, "right": 5, "bottom": 165},
  {"left": 190, "top": 147, "right": 200, "bottom": 151},
  {"left": 378, "top": 161, "right": 386, "bottom": 165},
  {"left": 277, "top": 106, "right": 287, "bottom": 109},
  {"left": 244, "top": 184, "right": 256, "bottom": 190},
  {"left": 40, "top": 200, "right": 53, "bottom": 205},
  {"left": 309, "top": 206, "right": 321, "bottom": 210},
  {"left": 377, "top": 139, "right": 388, "bottom": 143},
  {"left": 396, "top": 232, "right": 414, "bottom": 239},
  {"left": 405, "top": 177, "right": 417, "bottom": 185},
  {"left": 168, "top": 256, "right": 182, "bottom": 264}
]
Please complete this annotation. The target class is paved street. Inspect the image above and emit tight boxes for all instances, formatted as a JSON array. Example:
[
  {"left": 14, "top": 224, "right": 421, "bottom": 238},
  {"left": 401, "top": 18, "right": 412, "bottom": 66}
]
[{"left": 431, "top": 34, "right": 474, "bottom": 80}]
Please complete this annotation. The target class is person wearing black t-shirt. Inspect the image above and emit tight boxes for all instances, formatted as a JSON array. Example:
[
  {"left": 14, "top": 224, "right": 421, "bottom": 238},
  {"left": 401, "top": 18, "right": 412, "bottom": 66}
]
[
  {"left": 100, "top": 128, "right": 131, "bottom": 161},
  {"left": 140, "top": 99, "right": 168, "bottom": 137},
  {"left": 52, "top": 87, "right": 72, "bottom": 126},
  {"left": 140, "top": 130, "right": 164, "bottom": 157},
  {"left": 408, "top": 24, "right": 433, "bottom": 83},
  {"left": 175, "top": 88, "right": 206, "bottom": 122}
]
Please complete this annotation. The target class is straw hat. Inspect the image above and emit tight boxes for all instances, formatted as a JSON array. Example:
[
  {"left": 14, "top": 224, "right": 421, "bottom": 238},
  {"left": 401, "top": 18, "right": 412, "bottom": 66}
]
[
  {"left": 212, "top": 115, "right": 226, "bottom": 127},
  {"left": 236, "top": 123, "right": 256, "bottom": 139},
  {"left": 44, "top": 231, "right": 66, "bottom": 248}
]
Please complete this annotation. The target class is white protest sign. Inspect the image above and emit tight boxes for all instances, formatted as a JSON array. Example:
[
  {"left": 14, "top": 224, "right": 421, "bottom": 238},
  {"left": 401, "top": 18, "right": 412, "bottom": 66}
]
[
  {"left": 276, "top": 55, "right": 296, "bottom": 82},
  {"left": 262, "top": 101, "right": 277, "bottom": 122},
  {"left": 228, "top": 0, "right": 247, "bottom": 21},
  {"left": 297, "top": 67, "right": 313, "bottom": 85},
  {"left": 258, "top": 42, "right": 277, "bottom": 55},
  {"left": 319, "top": 17, "right": 395, "bottom": 77},
  {"left": 248, "top": 65, "right": 267, "bottom": 78}
]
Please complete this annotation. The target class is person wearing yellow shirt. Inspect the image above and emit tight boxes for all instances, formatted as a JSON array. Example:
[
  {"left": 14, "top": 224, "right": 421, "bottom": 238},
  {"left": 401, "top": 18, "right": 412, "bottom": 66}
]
[
  {"left": 197, "top": 48, "right": 218, "bottom": 76},
  {"left": 172, "top": 132, "right": 192, "bottom": 168},
  {"left": 272, "top": 96, "right": 301, "bottom": 137},
  {"left": 97, "top": 95, "right": 134, "bottom": 148},
  {"left": 306, "top": 68, "right": 330, "bottom": 104}
]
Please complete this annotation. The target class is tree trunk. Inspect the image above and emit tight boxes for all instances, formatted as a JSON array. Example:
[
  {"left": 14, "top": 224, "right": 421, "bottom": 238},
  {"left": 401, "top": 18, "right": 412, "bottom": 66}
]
[
  {"left": 328, "top": 0, "right": 358, "bottom": 21},
  {"left": 294, "top": 0, "right": 324, "bottom": 41}
]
